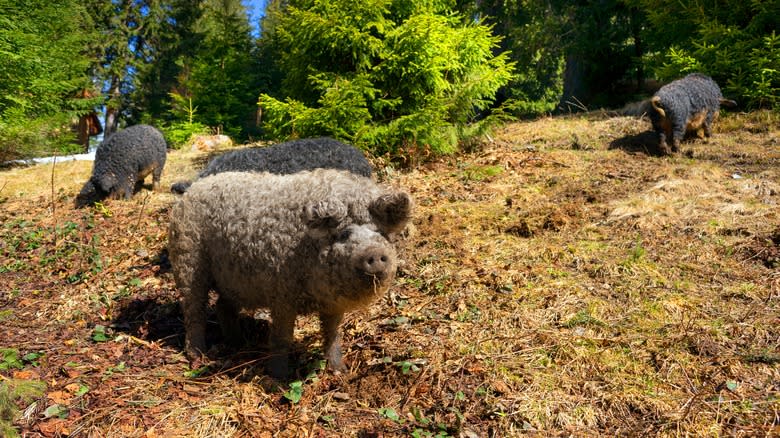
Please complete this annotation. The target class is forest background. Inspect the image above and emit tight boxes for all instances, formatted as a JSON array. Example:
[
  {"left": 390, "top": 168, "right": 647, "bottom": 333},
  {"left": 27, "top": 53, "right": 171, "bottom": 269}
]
[{"left": 0, "top": 0, "right": 778, "bottom": 162}]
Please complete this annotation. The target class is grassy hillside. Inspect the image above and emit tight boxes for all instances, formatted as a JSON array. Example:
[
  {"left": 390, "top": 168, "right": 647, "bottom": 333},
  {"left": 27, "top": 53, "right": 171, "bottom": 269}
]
[{"left": 1, "top": 111, "right": 778, "bottom": 436}]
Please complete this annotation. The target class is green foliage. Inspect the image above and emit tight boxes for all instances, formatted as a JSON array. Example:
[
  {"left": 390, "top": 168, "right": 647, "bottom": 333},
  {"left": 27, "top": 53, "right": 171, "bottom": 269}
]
[
  {"left": 0, "top": 0, "right": 97, "bottom": 160},
  {"left": 0, "top": 378, "right": 47, "bottom": 438},
  {"left": 259, "top": 0, "right": 515, "bottom": 158},
  {"left": 131, "top": 2, "right": 203, "bottom": 125},
  {"left": 283, "top": 381, "right": 304, "bottom": 404},
  {"left": 657, "top": 27, "right": 779, "bottom": 109},
  {"left": 91, "top": 325, "right": 110, "bottom": 343},
  {"left": 378, "top": 406, "right": 403, "bottom": 423},
  {"left": 162, "top": 92, "right": 210, "bottom": 148},
  {"left": 457, "top": 0, "right": 566, "bottom": 115},
  {"left": 176, "top": 0, "right": 263, "bottom": 140},
  {"left": 0, "top": 349, "right": 23, "bottom": 370},
  {"left": 281, "top": 361, "right": 324, "bottom": 404},
  {"left": 632, "top": 0, "right": 780, "bottom": 109}
]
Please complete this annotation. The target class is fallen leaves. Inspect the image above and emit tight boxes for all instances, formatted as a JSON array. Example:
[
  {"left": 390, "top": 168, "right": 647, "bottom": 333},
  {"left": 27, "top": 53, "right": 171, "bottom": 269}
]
[{"left": 1, "top": 112, "right": 778, "bottom": 436}]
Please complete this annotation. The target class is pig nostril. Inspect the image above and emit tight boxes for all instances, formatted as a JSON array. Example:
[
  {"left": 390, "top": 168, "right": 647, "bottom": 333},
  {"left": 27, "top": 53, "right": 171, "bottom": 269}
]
[{"left": 380, "top": 255, "right": 388, "bottom": 262}]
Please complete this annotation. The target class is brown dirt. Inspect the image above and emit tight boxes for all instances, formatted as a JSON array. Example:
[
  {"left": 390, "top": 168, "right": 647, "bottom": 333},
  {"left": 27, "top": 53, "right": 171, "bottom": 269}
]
[{"left": 1, "top": 111, "right": 778, "bottom": 437}]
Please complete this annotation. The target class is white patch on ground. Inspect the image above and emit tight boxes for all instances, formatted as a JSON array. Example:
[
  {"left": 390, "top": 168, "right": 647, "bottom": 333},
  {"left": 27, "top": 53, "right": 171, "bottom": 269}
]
[{"left": 6, "top": 151, "right": 95, "bottom": 166}]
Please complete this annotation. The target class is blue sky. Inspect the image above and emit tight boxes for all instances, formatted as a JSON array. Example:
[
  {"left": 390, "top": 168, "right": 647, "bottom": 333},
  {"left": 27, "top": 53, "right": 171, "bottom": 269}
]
[{"left": 243, "top": 0, "right": 268, "bottom": 36}]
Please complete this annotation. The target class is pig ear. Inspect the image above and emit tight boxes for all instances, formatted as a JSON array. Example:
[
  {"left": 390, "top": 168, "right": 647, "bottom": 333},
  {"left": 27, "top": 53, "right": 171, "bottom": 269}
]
[
  {"left": 97, "top": 174, "right": 116, "bottom": 192},
  {"left": 369, "top": 192, "right": 412, "bottom": 234},
  {"left": 304, "top": 200, "right": 348, "bottom": 235}
]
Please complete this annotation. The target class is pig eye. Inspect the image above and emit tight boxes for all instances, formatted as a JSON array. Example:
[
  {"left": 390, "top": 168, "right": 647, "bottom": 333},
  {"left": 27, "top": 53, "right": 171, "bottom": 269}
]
[{"left": 336, "top": 229, "right": 352, "bottom": 241}]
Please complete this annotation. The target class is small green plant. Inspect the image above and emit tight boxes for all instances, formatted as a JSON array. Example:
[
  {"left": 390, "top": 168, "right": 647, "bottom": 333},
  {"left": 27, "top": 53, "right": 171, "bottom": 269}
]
[
  {"left": 563, "top": 310, "right": 606, "bottom": 329},
  {"left": 0, "top": 378, "right": 47, "bottom": 438},
  {"left": 461, "top": 165, "right": 504, "bottom": 182},
  {"left": 91, "top": 325, "right": 110, "bottom": 343},
  {"left": 102, "top": 361, "right": 126, "bottom": 380},
  {"left": 0, "top": 349, "right": 23, "bottom": 370},
  {"left": 74, "top": 384, "right": 89, "bottom": 397},
  {"left": 620, "top": 235, "right": 647, "bottom": 270},
  {"left": 455, "top": 305, "right": 481, "bottom": 323},
  {"left": 628, "top": 236, "right": 646, "bottom": 263},
  {"left": 163, "top": 93, "right": 210, "bottom": 149},
  {"left": 282, "top": 360, "right": 325, "bottom": 404},
  {"left": 43, "top": 404, "right": 68, "bottom": 419},
  {"left": 21, "top": 352, "right": 42, "bottom": 367},
  {"left": 183, "top": 365, "right": 211, "bottom": 378},
  {"left": 378, "top": 407, "right": 403, "bottom": 423},
  {"left": 283, "top": 381, "right": 304, "bottom": 404},
  {"left": 397, "top": 360, "right": 421, "bottom": 375},
  {"left": 93, "top": 202, "right": 112, "bottom": 218}
]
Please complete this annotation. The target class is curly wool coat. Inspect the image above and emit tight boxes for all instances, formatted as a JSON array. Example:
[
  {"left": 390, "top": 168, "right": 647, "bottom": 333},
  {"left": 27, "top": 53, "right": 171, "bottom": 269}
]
[
  {"left": 649, "top": 73, "right": 736, "bottom": 155},
  {"left": 170, "top": 137, "right": 372, "bottom": 194},
  {"left": 75, "top": 124, "right": 167, "bottom": 207},
  {"left": 168, "top": 169, "right": 412, "bottom": 378}
]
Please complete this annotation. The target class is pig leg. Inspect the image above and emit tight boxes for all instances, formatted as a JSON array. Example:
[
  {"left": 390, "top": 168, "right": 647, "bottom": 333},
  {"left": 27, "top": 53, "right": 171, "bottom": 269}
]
[
  {"left": 319, "top": 312, "right": 346, "bottom": 372},
  {"left": 703, "top": 111, "right": 716, "bottom": 138},
  {"left": 267, "top": 309, "right": 296, "bottom": 379},
  {"left": 657, "top": 132, "right": 672, "bottom": 156},
  {"left": 152, "top": 165, "right": 163, "bottom": 191},
  {"left": 670, "top": 124, "right": 685, "bottom": 153},
  {"left": 180, "top": 275, "right": 211, "bottom": 359}
]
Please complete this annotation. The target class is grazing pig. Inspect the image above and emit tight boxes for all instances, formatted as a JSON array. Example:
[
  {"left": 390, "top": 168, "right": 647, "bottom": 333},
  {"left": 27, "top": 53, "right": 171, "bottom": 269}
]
[
  {"left": 649, "top": 73, "right": 736, "bottom": 155},
  {"left": 75, "top": 124, "right": 167, "bottom": 207},
  {"left": 170, "top": 137, "right": 372, "bottom": 194},
  {"left": 168, "top": 169, "right": 412, "bottom": 378}
]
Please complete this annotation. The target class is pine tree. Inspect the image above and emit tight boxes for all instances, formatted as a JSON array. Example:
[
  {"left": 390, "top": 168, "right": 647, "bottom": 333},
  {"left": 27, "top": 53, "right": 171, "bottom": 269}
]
[
  {"left": 183, "top": 0, "right": 262, "bottom": 139},
  {"left": 0, "top": 0, "right": 98, "bottom": 160},
  {"left": 259, "top": 0, "right": 514, "bottom": 157},
  {"left": 131, "top": 1, "right": 205, "bottom": 124},
  {"left": 85, "top": 0, "right": 177, "bottom": 137}
]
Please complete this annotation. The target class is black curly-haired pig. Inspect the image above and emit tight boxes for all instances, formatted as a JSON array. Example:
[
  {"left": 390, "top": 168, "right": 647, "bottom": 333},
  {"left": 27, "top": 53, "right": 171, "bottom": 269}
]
[
  {"left": 170, "top": 137, "right": 372, "bottom": 194},
  {"left": 75, "top": 124, "right": 167, "bottom": 208},
  {"left": 649, "top": 73, "right": 737, "bottom": 155}
]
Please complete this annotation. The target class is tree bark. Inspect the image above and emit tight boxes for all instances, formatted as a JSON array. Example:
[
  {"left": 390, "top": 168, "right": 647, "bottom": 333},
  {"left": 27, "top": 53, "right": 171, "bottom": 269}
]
[
  {"left": 558, "top": 54, "right": 589, "bottom": 113},
  {"left": 104, "top": 77, "right": 122, "bottom": 138}
]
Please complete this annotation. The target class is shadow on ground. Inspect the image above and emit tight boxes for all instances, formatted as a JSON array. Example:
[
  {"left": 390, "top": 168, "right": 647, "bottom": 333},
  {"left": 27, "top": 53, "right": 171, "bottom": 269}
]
[
  {"left": 111, "top": 248, "right": 324, "bottom": 382},
  {"left": 608, "top": 130, "right": 665, "bottom": 156}
]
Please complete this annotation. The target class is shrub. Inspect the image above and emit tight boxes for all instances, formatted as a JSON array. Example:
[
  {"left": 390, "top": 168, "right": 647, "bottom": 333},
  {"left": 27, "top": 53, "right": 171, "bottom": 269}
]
[{"left": 259, "top": 0, "right": 515, "bottom": 158}]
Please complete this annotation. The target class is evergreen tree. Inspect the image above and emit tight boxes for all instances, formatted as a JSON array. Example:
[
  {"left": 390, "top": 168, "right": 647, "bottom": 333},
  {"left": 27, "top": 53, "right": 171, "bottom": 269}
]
[
  {"left": 0, "top": 0, "right": 98, "bottom": 160},
  {"left": 628, "top": 0, "right": 779, "bottom": 109},
  {"left": 259, "top": 0, "right": 514, "bottom": 157},
  {"left": 130, "top": 0, "right": 202, "bottom": 125},
  {"left": 554, "top": 0, "right": 641, "bottom": 110},
  {"left": 182, "top": 0, "right": 262, "bottom": 139},
  {"left": 455, "top": 0, "right": 566, "bottom": 116},
  {"left": 85, "top": 0, "right": 158, "bottom": 137}
]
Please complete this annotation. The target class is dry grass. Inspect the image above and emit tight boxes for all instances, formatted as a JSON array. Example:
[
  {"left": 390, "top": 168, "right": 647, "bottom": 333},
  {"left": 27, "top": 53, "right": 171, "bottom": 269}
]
[{"left": 1, "top": 111, "right": 778, "bottom": 437}]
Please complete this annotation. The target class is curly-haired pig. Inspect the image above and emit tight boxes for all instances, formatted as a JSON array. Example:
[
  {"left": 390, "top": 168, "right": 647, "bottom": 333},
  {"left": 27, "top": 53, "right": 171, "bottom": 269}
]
[
  {"left": 649, "top": 73, "right": 736, "bottom": 155},
  {"left": 75, "top": 124, "right": 167, "bottom": 207},
  {"left": 170, "top": 137, "right": 372, "bottom": 194},
  {"left": 168, "top": 169, "right": 412, "bottom": 378}
]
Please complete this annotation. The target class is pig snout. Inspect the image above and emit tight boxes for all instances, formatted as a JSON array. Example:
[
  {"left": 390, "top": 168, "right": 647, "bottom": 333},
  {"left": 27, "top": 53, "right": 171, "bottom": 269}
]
[{"left": 356, "top": 246, "right": 396, "bottom": 280}]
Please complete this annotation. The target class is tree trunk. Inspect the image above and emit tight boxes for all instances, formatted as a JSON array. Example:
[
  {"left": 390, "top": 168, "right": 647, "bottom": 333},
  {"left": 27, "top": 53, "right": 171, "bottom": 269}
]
[
  {"left": 558, "top": 54, "right": 589, "bottom": 113},
  {"left": 104, "top": 77, "right": 122, "bottom": 138},
  {"left": 631, "top": 7, "right": 645, "bottom": 92}
]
